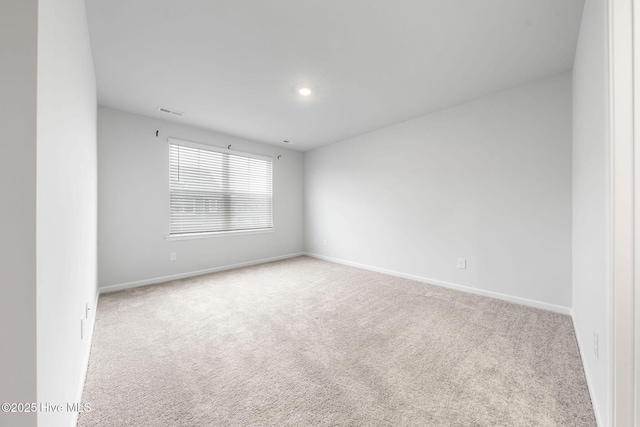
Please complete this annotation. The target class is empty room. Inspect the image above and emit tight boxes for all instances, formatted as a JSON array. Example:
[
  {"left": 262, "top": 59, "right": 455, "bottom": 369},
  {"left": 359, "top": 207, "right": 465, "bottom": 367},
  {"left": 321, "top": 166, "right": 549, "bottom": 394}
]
[{"left": 1, "top": 0, "right": 638, "bottom": 426}]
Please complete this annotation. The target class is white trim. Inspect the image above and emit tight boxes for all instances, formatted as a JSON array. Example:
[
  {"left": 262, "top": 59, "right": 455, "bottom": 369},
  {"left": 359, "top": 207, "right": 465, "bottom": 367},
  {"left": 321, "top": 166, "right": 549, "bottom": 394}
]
[
  {"left": 609, "top": 0, "right": 636, "bottom": 425},
  {"left": 71, "top": 291, "right": 100, "bottom": 427},
  {"left": 167, "top": 137, "right": 273, "bottom": 161},
  {"left": 631, "top": 0, "right": 640, "bottom": 420},
  {"left": 165, "top": 228, "right": 275, "bottom": 241},
  {"left": 99, "top": 253, "right": 305, "bottom": 294},
  {"left": 305, "top": 252, "right": 571, "bottom": 315},
  {"left": 573, "top": 314, "right": 605, "bottom": 427}
]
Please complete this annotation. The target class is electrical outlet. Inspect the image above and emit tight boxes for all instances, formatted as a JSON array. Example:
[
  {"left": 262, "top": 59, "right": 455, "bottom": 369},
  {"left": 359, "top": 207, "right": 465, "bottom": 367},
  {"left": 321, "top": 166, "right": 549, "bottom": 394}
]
[
  {"left": 593, "top": 332, "right": 599, "bottom": 359},
  {"left": 457, "top": 258, "right": 466, "bottom": 269},
  {"left": 170, "top": 252, "right": 177, "bottom": 261}
]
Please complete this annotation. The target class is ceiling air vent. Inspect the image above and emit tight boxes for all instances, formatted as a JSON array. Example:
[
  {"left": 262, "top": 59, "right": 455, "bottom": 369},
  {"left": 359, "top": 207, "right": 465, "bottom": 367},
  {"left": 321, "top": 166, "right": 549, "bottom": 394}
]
[{"left": 158, "top": 107, "right": 185, "bottom": 117}]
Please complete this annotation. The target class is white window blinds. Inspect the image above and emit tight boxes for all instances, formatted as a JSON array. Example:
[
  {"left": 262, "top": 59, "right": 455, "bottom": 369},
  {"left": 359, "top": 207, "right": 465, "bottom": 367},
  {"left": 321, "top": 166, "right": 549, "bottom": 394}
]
[{"left": 169, "top": 138, "right": 273, "bottom": 235}]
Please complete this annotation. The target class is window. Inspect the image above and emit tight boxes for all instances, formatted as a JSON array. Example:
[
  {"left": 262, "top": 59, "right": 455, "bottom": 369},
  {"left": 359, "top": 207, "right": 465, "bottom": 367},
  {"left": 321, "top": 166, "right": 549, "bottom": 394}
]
[{"left": 168, "top": 138, "right": 273, "bottom": 236}]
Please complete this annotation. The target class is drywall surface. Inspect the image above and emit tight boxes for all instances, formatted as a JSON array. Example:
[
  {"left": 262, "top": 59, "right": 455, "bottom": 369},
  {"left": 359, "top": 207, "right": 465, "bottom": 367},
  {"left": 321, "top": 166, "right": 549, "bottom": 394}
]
[
  {"left": 572, "top": 0, "right": 610, "bottom": 424},
  {"left": 0, "top": 1, "right": 38, "bottom": 426},
  {"left": 98, "top": 107, "right": 304, "bottom": 288},
  {"left": 36, "top": 0, "right": 98, "bottom": 426},
  {"left": 305, "top": 73, "right": 572, "bottom": 309}
]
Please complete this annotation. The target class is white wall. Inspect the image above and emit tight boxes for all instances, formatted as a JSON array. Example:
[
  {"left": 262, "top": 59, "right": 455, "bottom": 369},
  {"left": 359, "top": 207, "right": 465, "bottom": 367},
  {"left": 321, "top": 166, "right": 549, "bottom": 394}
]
[
  {"left": 572, "top": 0, "right": 610, "bottom": 425},
  {"left": 98, "top": 107, "right": 304, "bottom": 289},
  {"left": 36, "top": 1, "right": 98, "bottom": 427},
  {"left": 0, "top": 1, "right": 38, "bottom": 426},
  {"left": 305, "top": 73, "right": 573, "bottom": 311}
]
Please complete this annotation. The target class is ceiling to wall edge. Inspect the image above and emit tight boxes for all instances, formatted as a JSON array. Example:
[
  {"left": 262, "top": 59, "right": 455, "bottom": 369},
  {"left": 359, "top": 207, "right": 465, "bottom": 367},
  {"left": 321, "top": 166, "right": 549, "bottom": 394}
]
[{"left": 97, "top": 69, "right": 573, "bottom": 154}]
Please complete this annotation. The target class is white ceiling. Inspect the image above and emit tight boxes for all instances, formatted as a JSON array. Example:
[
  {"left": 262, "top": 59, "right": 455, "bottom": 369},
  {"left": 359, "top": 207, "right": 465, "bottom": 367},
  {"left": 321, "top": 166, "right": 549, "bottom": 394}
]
[{"left": 85, "top": 0, "right": 585, "bottom": 151}]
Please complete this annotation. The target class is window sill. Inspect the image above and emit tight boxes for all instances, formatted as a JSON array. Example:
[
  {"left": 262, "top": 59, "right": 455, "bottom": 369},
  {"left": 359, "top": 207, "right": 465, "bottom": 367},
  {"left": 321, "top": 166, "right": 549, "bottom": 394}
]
[{"left": 165, "top": 228, "right": 275, "bottom": 241}]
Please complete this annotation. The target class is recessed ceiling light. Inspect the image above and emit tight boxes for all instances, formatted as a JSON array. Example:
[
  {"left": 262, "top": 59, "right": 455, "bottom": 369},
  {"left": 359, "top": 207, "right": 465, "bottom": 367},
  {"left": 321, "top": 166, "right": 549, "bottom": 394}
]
[{"left": 298, "top": 87, "right": 312, "bottom": 96}]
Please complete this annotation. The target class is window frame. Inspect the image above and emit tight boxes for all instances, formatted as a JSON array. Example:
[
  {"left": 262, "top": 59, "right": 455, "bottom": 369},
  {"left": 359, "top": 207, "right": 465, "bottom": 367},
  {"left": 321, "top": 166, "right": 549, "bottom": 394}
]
[{"left": 165, "top": 137, "right": 274, "bottom": 241}]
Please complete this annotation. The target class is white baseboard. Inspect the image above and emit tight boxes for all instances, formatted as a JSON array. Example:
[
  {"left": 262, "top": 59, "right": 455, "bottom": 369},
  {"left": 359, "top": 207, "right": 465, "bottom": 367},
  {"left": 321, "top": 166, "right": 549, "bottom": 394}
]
[
  {"left": 99, "top": 252, "right": 305, "bottom": 294},
  {"left": 572, "top": 317, "right": 604, "bottom": 427},
  {"left": 305, "top": 252, "right": 572, "bottom": 315},
  {"left": 72, "top": 289, "right": 100, "bottom": 427}
]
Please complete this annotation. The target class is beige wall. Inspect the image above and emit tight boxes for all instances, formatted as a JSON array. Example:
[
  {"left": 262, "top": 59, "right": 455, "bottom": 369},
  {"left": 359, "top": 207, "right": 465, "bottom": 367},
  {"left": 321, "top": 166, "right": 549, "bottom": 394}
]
[
  {"left": 0, "top": 1, "right": 38, "bottom": 426},
  {"left": 305, "top": 73, "right": 573, "bottom": 311},
  {"left": 572, "top": 0, "right": 610, "bottom": 425},
  {"left": 97, "top": 107, "right": 304, "bottom": 289}
]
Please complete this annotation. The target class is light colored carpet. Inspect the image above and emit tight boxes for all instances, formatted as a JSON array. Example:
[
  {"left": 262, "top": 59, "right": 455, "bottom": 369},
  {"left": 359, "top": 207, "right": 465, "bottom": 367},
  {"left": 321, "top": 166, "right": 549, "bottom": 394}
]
[{"left": 78, "top": 256, "right": 596, "bottom": 426}]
